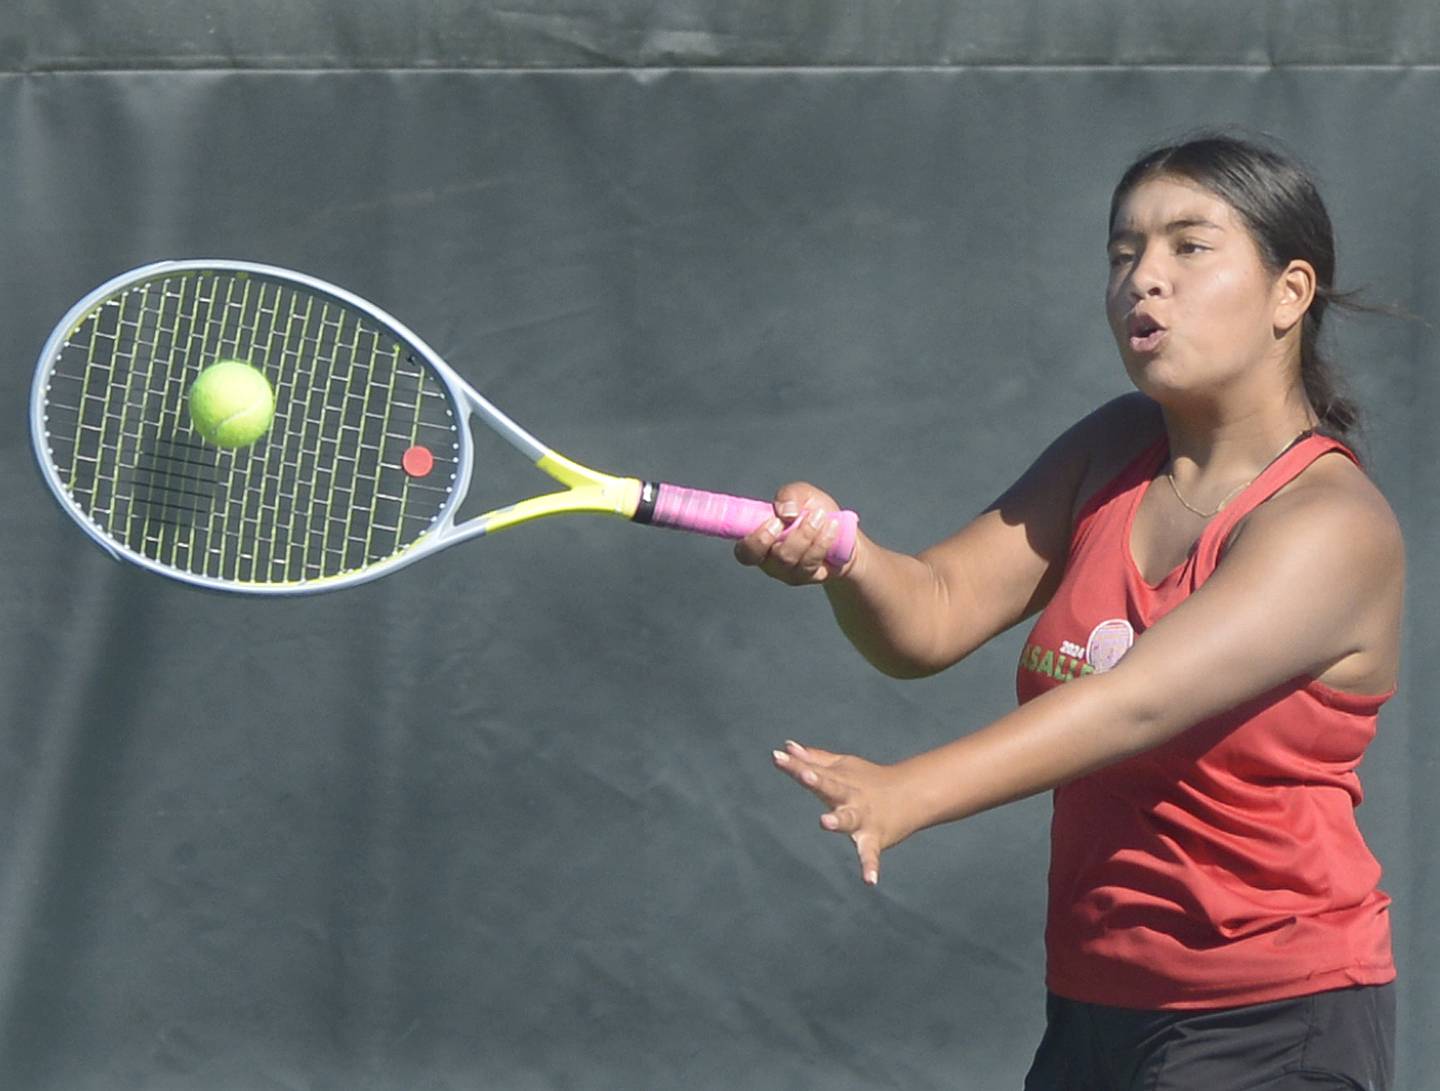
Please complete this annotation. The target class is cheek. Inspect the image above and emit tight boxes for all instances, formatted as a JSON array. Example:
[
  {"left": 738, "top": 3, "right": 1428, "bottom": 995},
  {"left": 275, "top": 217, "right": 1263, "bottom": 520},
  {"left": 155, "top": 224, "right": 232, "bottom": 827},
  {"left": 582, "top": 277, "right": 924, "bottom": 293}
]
[
  {"left": 1104, "top": 283, "right": 1129, "bottom": 333},
  {"left": 1190, "top": 267, "right": 1269, "bottom": 327}
]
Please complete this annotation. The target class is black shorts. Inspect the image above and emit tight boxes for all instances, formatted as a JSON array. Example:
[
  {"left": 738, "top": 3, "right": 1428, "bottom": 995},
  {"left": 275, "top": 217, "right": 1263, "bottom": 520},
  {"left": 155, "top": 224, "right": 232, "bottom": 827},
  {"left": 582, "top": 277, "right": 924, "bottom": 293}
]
[{"left": 1022, "top": 984, "right": 1395, "bottom": 1091}]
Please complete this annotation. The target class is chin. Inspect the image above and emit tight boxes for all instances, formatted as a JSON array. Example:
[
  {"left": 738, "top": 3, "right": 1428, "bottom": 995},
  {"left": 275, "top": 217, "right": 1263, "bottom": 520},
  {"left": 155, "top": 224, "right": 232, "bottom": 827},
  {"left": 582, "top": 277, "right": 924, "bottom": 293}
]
[
  {"left": 1121, "top": 357, "right": 1197, "bottom": 408},
  {"left": 1120, "top": 351, "right": 1170, "bottom": 391}
]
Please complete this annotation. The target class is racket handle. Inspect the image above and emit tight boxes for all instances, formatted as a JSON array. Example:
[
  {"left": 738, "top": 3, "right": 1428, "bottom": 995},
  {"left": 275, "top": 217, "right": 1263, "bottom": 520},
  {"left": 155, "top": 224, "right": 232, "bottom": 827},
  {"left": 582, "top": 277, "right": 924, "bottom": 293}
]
[{"left": 637, "top": 482, "right": 858, "bottom": 569}]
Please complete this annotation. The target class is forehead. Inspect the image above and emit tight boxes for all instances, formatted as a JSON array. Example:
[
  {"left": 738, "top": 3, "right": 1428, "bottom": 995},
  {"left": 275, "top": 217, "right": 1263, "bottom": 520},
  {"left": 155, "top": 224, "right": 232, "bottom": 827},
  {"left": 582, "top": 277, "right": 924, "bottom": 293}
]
[{"left": 1109, "top": 174, "right": 1242, "bottom": 236}]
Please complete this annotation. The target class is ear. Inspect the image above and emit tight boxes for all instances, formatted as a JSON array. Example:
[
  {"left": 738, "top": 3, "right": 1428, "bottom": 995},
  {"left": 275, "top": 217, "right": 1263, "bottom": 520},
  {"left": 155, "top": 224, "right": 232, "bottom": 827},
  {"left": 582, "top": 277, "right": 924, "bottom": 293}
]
[{"left": 1272, "top": 259, "right": 1317, "bottom": 335}]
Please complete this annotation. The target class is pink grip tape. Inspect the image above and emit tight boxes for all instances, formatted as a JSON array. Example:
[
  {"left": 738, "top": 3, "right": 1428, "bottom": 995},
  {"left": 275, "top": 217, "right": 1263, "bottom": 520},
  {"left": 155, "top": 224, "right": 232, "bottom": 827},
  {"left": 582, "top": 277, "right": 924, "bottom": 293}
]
[{"left": 650, "top": 484, "right": 858, "bottom": 568}]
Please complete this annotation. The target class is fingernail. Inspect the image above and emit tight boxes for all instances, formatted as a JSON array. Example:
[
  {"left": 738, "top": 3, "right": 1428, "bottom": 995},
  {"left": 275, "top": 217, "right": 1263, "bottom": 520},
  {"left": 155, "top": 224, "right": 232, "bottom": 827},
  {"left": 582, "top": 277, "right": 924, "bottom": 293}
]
[
  {"left": 821, "top": 813, "right": 838, "bottom": 830},
  {"left": 772, "top": 749, "right": 789, "bottom": 764},
  {"left": 784, "top": 739, "right": 805, "bottom": 754},
  {"left": 802, "top": 769, "right": 819, "bottom": 786},
  {"left": 778, "top": 502, "right": 800, "bottom": 519},
  {"left": 864, "top": 870, "right": 879, "bottom": 886},
  {"left": 763, "top": 517, "right": 783, "bottom": 535},
  {"left": 807, "top": 509, "right": 827, "bottom": 529}
]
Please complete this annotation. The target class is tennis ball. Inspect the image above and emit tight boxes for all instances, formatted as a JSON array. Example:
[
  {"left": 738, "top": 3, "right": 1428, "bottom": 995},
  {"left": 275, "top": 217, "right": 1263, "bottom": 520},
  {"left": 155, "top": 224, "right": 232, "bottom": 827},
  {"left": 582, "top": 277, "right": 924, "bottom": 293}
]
[{"left": 188, "top": 360, "right": 275, "bottom": 448}]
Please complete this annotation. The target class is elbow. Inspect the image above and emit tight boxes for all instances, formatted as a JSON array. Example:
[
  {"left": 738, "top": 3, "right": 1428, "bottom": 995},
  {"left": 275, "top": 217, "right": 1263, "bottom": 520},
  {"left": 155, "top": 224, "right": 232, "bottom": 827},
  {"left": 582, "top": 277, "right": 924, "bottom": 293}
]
[
  {"left": 883, "top": 662, "right": 946, "bottom": 681},
  {"left": 860, "top": 648, "right": 946, "bottom": 680},
  {"left": 1082, "top": 669, "right": 1181, "bottom": 760},
  {"left": 1119, "top": 701, "right": 1173, "bottom": 758}
]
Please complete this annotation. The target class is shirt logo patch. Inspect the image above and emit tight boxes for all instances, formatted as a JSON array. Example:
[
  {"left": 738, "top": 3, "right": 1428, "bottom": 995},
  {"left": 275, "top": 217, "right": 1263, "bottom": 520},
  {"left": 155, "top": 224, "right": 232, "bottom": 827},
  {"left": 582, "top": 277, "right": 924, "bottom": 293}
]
[{"left": 1085, "top": 618, "right": 1135, "bottom": 673}]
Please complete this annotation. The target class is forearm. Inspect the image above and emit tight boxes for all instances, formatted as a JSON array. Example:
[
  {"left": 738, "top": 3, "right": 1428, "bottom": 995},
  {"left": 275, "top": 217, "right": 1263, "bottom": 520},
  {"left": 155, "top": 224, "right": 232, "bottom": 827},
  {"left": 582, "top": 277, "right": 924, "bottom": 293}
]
[
  {"left": 823, "top": 523, "right": 1035, "bottom": 678},
  {"left": 892, "top": 671, "right": 1165, "bottom": 829},
  {"left": 770, "top": 666, "right": 1175, "bottom": 887},
  {"left": 822, "top": 537, "right": 968, "bottom": 678}
]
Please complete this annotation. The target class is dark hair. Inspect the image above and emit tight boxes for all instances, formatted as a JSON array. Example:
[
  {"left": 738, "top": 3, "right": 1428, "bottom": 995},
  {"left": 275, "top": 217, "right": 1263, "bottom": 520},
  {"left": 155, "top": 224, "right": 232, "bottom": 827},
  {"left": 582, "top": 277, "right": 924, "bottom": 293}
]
[{"left": 1109, "top": 132, "right": 1359, "bottom": 439}]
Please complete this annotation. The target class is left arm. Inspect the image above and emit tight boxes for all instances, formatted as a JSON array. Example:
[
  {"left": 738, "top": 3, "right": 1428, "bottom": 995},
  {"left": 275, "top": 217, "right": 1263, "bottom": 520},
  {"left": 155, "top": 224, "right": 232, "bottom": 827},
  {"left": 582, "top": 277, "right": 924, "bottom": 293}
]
[{"left": 775, "top": 467, "right": 1404, "bottom": 885}]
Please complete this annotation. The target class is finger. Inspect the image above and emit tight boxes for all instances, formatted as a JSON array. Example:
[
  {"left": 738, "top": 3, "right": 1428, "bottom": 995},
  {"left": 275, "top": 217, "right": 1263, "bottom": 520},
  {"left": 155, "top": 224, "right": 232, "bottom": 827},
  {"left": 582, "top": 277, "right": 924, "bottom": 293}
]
[
  {"left": 785, "top": 740, "right": 841, "bottom": 767},
  {"left": 794, "top": 508, "right": 842, "bottom": 573},
  {"left": 773, "top": 483, "right": 834, "bottom": 518},
  {"left": 855, "top": 834, "right": 881, "bottom": 887},
  {"left": 765, "top": 510, "right": 841, "bottom": 586},
  {"left": 819, "top": 804, "right": 861, "bottom": 833},
  {"left": 771, "top": 749, "right": 843, "bottom": 806},
  {"left": 758, "top": 525, "right": 829, "bottom": 587},
  {"left": 734, "top": 515, "right": 785, "bottom": 566},
  {"left": 768, "top": 507, "right": 825, "bottom": 565},
  {"left": 820, "top": 812, "right": 881, "bottom": 885}
]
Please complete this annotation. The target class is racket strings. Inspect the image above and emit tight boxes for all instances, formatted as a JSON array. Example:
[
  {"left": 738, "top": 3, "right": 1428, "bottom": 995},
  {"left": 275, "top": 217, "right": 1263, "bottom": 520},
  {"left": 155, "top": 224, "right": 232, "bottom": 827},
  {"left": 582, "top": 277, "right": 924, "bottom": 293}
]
[{"left": 38, "top": 270, "right": 461, "bottom": 585}]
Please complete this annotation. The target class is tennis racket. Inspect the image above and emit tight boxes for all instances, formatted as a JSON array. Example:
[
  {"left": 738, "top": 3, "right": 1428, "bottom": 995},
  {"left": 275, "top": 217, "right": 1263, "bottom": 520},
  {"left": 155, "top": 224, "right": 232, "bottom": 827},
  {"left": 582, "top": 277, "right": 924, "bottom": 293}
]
[{"left": 31, "top": 259, "right": 858, "bottom": 595}]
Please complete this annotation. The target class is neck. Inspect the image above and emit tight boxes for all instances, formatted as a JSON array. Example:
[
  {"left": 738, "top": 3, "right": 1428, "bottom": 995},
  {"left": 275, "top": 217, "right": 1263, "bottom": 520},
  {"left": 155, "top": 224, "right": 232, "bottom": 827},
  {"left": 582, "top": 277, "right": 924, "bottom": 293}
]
[
  {"left": 1162, "top": 377, "right": 1317, "bottom": 467},
  {"left": 1159, "top": 386, "right": 1317, "bottom": 513}
]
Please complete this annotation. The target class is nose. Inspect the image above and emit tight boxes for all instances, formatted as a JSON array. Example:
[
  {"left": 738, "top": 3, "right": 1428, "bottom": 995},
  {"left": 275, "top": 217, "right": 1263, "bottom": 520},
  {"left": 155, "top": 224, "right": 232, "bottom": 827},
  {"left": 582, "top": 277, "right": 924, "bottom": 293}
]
[{"left": 1126, "top": 248, "right": 1170, "bottom": 299}]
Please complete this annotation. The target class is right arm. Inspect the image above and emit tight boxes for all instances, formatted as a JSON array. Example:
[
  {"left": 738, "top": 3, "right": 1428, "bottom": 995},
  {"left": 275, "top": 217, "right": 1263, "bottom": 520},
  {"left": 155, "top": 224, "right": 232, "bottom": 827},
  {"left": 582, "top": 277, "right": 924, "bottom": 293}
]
[{"left": 734, "top": 394, "right": 1160, "bottom": 677}]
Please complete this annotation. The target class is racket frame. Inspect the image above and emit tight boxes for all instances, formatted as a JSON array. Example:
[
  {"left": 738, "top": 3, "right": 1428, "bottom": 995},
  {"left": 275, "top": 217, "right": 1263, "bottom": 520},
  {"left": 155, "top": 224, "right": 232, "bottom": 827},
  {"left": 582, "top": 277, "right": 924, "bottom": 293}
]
[
  {"left": 31, "top": 259, "right": 645, "bottom": 595},
  {"left": 33, "top": 259, "right": 856, "bottom": 596}
]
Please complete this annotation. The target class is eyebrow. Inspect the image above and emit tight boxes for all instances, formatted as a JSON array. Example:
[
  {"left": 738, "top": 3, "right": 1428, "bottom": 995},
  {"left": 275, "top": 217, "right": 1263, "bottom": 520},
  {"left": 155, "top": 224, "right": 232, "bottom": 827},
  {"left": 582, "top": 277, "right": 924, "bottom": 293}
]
[{"left": 1108, "top": 217, "right": 1225, "bottom": 245}]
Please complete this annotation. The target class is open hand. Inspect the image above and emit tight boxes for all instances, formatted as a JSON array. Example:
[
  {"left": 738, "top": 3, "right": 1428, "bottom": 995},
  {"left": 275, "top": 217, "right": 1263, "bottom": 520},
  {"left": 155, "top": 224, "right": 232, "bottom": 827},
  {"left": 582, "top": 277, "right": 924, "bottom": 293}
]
[{"left": 771, "top": 740, "right": 913, "bottom": 886}]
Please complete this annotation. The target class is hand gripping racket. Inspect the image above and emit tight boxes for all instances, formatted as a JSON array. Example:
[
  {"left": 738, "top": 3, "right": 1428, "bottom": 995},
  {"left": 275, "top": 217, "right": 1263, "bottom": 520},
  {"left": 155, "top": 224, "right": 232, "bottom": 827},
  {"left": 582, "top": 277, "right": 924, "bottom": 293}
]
[{"left": 31, "top": 260, "right": 858, "bottom": 594}]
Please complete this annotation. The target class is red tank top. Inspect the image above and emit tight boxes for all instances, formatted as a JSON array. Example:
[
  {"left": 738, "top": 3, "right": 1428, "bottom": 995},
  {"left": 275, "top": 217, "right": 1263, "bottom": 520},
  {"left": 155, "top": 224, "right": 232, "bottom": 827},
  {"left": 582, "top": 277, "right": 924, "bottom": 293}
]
[{"left": 1016, "top": 432, "right": 1395, "bottom": 1009}]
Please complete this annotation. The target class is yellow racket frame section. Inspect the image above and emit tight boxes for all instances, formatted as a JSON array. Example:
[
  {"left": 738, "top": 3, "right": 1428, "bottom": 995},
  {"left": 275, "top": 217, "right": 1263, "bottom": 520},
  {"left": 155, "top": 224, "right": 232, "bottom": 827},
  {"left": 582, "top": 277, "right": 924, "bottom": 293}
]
[{"left": 470, "top": 451, "right": 644, "bottom": 536}]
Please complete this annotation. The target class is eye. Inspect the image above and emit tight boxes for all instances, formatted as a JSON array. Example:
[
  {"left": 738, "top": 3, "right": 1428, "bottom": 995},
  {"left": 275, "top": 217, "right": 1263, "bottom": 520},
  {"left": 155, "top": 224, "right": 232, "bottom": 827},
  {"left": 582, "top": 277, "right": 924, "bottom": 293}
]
[
  {"left": 1107, "top": 249, "right": 1135, "bottom": 268},
  {"left": 1176, "top": 239, "right": 1209, "bottom": 255}
]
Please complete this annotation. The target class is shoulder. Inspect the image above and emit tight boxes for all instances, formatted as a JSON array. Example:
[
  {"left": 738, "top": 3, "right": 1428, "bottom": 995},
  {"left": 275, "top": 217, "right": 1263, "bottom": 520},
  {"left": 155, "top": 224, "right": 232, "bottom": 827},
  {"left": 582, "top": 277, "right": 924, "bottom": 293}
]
[
  {"left": 986, "top": 394, "right": 1162, "bottom": 550},
  {"left": 1229, "top": 449, "right": 1404, "bottom": 583},
  {"left": 1054, "top": 393, "right": 1165, "bottom": 517},
  {"left": 999, "top": 393, "right": 1160, "bottom": 505},
  {"left": 1036, "top": 393, "right": 1163, "bottom": 469},
  {"left": 1209, "top": 449, "right": 1403, "bottom": 691}
]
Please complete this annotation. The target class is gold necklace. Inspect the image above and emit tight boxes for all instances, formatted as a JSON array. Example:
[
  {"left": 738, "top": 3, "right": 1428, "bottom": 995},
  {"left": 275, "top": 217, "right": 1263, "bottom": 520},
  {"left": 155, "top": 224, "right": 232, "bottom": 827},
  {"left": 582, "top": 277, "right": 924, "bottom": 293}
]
[{"left": 1165, "top": 429, "right": 1313, "bottom": 519}]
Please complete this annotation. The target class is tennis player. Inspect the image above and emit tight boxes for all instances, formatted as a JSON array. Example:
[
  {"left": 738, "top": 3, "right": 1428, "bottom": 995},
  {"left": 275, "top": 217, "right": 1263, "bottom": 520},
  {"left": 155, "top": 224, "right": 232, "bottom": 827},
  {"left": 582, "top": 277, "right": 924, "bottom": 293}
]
[{"left": 737, "top": 133, "right": 1400, "bottom": 1089}]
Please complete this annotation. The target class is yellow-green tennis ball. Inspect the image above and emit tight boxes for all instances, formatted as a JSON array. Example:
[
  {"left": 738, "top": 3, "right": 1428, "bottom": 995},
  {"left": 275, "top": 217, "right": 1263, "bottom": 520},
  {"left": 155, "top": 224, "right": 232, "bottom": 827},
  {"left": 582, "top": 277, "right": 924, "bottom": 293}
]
[{"left": 188, "top": 360, "right": 274, "bottom": 448}]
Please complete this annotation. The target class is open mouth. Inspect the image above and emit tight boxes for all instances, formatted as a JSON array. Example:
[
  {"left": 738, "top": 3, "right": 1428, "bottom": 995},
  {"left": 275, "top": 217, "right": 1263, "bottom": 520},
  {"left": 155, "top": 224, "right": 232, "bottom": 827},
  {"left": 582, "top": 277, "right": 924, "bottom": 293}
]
[{"left": 1127, "top": 315, "right": 1166, "bottom": 353}]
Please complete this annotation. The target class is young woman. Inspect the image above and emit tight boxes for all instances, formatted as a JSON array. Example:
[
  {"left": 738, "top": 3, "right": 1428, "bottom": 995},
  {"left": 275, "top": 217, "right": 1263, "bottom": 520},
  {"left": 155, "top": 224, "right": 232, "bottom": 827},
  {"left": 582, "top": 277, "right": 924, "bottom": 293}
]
[{"left": 736, "top": 135, "right": 1401, "bottom": 1089}]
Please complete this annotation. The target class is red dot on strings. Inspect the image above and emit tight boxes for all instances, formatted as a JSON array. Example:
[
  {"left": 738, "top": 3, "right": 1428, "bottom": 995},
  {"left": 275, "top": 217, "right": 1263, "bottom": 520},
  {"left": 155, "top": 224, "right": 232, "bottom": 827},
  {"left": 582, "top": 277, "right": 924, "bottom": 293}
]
[{"left": 402, "top": 445, "right": 435, "bottom": 477}]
